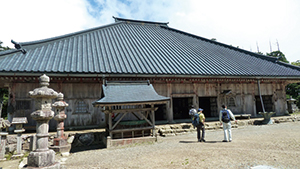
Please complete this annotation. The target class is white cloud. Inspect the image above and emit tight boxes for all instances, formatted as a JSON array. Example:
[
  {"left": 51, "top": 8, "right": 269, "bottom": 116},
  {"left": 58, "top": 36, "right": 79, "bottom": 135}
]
[{"left": 0, "top": 0, "right": 95, "bottom": 47}]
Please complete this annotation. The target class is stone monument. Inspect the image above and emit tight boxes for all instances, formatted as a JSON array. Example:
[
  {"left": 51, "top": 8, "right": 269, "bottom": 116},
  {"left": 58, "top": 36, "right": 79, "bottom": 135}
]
[
  {"left": 50, "top": 92, "right": 71, "bottom": 155},
  {"left": 24, "top": 74, "right": 60, "bottom": 169},
  {"left": 11, "top": 117, "right": 27, "bottom": 158},
  {"left": 259, "top": 111, "right": 276, "bottom": 124},
  {"left": 287, "top": 96, "right": 298, "bottom": 114}
]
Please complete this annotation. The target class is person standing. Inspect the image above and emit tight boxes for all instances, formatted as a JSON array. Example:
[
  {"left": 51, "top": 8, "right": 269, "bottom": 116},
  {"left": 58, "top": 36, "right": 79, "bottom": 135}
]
[
  {"left": 197, "top": 108, "right": 205, "bottom": 142},
  {"left": 219, "top": 105, "right": 237, "bottom": 142}
]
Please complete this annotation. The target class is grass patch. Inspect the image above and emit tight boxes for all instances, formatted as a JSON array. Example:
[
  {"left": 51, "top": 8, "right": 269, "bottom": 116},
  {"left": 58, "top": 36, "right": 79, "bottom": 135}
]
[
  {"left": 4, "top": 152, "right": 13, "bottom": 160},
  {"left": 182, "top": 158, "right": 189, "bottom": 165}
]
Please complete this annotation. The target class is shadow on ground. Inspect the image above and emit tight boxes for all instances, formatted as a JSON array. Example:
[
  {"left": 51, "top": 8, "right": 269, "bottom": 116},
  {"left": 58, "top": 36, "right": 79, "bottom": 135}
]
[{"left": 179, "top": 140, "right": 219, "bottom": 144}]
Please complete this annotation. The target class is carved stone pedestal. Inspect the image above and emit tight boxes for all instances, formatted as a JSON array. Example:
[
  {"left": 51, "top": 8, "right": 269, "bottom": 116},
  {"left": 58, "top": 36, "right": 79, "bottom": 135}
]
[
  {"left": 27, "top": 150, "right": 60, "bottom": 169},
  {"left": 50, "top": 93, "right": 71, "bottom": 155},
  {"left": 23, "top": 74, "right": 60, "bottom": 169}
]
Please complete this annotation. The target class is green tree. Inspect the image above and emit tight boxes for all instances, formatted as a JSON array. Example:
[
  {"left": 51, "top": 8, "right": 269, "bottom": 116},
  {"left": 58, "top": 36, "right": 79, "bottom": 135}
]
[
  {"left": 286, "top": 61, "right": 300, "bottom": 109},
  {"left": 0, "top": 88, "right": 8, "bottom": 119},
  {"left": 0, "top": 40, "right": 10, "bottom": 118},
  {"left": 0, "top": 41, "right": 10, "bottom": 51},
  {"left": 291, "top": 60, "right": 300, "bottom": 66},
  {"left": 266, "top": 50, "right": 289, "bottom": 63}
]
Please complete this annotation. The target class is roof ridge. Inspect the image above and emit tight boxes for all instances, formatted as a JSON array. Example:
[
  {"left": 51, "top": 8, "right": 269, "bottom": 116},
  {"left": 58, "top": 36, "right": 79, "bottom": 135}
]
[
  {"left": 276, "top": 61, "right": 300, "bottom": 71},
  {"left": 113, "top": 16, "right": 169, "bottom": 26},
  {"left": 20, "top": 22, "right": 122, "bottom": 46},
  {"left": 0, "top": 48, "right": 20, "bottom": 56}
]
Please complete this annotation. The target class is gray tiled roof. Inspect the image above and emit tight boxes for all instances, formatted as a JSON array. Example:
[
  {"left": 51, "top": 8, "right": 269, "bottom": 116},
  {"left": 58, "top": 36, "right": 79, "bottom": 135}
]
[
  {"left": 1, "top": 17, "right": 300, "bottom": 78},
  {"left": 93, "top": 81, "right": 170, "bottom": 105}
]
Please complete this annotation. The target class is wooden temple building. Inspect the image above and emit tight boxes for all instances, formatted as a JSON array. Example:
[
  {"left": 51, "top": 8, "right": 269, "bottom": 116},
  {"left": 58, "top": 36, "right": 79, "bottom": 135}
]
[{"left": 1, "top": 17, "right": 300, "bottom": 131}]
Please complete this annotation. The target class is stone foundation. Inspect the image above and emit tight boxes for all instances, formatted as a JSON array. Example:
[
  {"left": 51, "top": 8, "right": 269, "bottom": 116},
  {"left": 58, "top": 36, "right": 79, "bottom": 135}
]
[{"left": 106, "top": 136, "right": 156, "bottom": 148}]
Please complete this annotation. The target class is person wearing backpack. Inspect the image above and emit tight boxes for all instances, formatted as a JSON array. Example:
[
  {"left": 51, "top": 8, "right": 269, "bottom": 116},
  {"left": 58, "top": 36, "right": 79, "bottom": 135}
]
[
  {"left": 196, "top": 108, "right": 205, "bottom": 142},
  {"left": 219, "top": 105, "right": 237, "bottom": 142}
]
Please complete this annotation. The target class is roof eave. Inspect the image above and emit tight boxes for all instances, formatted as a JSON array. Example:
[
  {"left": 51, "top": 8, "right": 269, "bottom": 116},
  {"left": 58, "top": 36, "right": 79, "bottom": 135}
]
[
  {"left": 0, "top": 72, "right": 300, "bottom": 80},
  {"left": 92, "top": 100, "right": 169, "bottom": 107}
]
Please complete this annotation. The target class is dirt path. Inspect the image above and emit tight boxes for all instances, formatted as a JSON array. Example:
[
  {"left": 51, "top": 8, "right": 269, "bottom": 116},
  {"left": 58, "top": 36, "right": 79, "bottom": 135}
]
[
  {"left": 2, "top": 122, "right": 300, "bottom": 169},
  {"left": 61, "top": 122, "right": 300, "bottom": 169}
]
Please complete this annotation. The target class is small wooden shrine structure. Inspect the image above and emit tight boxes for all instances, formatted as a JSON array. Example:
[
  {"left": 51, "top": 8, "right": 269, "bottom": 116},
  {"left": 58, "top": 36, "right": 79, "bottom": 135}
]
[{"left": 93, "top": 81, "right": 169, "bottom": 147}]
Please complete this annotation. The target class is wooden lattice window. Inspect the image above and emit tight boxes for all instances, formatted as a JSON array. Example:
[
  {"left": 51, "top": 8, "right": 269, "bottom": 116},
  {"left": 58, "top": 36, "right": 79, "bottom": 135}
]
[
  {"left": 227, "top": 97, "right": 236, "bottom": 107},
  {"left": 74, "top": 100, "right": 89, "bottom": 114}
]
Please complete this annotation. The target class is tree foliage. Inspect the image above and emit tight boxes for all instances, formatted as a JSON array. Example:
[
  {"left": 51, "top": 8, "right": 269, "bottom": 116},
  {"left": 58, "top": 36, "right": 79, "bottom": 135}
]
[
  {"left": 0, "top": 41, "right": 10, "bottom": 51},
  {"left": 286, "top": 61, "right": 300, "bottom": 108},
  {"left": 0, "top": 41, "right": 10, "bottom": 118},
  {"left": 0, "top": 88, "right": 8, "bottom": 118},
  {"left": 291, "top": 60, "right": 300, "bottom": 66},
  {"left": 266, "top": 51, "right": 289, "bottom": 63}
]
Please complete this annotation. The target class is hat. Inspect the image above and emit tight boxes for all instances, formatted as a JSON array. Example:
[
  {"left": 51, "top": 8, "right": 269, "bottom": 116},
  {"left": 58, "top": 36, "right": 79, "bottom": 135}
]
[{"left": 198, "top": 108, "right": 203, "bottom": 111}]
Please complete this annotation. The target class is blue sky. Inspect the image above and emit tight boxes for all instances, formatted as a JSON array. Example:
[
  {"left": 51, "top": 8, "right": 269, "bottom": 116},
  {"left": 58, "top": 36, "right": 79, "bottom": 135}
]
[{"left": 1, "top": 0, "right": 300, "bottom": 62}]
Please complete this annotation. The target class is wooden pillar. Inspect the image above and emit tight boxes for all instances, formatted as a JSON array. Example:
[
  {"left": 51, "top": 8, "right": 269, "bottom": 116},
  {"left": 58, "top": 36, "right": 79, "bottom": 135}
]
[
  {"left": 251, "top": 82, "right": 257, "bottom": 117},
  {"left": 108, "top": 106, "right": 112, "bottom": 138},
  {"left": 193, "top": 83, "right": 198, "bottom": 109},
  {"left": 151, "top": 104, "right": 155, "bottom": 137},
  {"left": 216, "top": 82, "right": 221, "bottom": 112},
  {"left": 166, "top": 82, "right": 173, "bottom": 123}
]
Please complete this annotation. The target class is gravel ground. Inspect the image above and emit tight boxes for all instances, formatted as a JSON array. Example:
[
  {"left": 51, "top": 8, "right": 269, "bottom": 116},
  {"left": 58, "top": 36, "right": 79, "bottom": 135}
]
[
  {"left": 62, "top": 121, "right": 300, "bottom": 169},
  {"left": 2, "top": 121, "right": 300, "bottom": 169}
]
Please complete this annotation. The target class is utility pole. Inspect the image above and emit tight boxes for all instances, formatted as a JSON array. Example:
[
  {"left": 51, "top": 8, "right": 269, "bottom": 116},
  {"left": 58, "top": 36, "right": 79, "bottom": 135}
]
[
  {"left": 256, "top": 41, "right": 260, "bottom": 53},
  {"left": 269, "top": 40, "right": 272, "bottom": 53}
]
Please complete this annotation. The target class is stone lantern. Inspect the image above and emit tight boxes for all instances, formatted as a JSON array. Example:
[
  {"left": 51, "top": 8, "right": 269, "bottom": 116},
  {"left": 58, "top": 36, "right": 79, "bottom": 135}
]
[
  {"left": 0, "top": 118, "right": 11, "bottom": 161},
  {"left": 287, "top": 96, "right": 298, "bottom": 114},
  {"left": 25, "top": 74, "right": 60, "bottom": 169},
  {"left": 50, "top": 92, "right": 71, "bottom": 154},
  {"left": 11, "top": 117, "right": 27, "bottom": 158}
]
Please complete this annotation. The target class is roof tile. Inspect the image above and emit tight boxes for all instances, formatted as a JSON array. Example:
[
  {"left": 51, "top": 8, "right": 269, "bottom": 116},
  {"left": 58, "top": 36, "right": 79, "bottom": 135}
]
[{"left": 0, "top": 18, "right": 300, "bottom": 78}]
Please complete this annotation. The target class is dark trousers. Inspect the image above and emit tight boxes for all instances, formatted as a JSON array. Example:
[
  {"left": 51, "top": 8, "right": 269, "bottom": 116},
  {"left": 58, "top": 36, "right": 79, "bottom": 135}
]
[{"left": 197, "top": 123, "right": 205, "bottom": 140}]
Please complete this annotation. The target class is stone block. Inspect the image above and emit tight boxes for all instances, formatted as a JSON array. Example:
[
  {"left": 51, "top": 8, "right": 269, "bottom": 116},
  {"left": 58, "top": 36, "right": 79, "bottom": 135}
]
[
  {"left": 7, "top": 135, "right": 17, "bottom": 144},
  {"left": 67, "top": 135, "right": 74, "bottom": 144},
  {"left": 181, "top": 124, "right": 191, "bottom": 129},
  {"left": 50, "top": 144, "right": 71, "bottom": 153},
  {"left": 163, "top": 133, "right": 176, "bottom": 137},
  {"left": 27, "top": 150, "right": 56, "bottom": 167},
  {"left": 78, "top": 133, "right": 94, "bottom": 146},
  {"left": 5, "top": 144, "right": 16, "bottom": 153},
  {"left": 22, "top": 142, "right": 30, "bottom": 150}
]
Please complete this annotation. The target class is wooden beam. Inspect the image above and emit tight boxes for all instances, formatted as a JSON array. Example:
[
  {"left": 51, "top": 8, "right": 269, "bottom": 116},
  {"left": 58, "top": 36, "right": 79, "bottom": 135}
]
[
  {"left": 131, "top": 112, "right": 141, "bottom": 120},
  {"left": 111, "top": 113, "right": 127, "bottom": 130},
  {"left": 103, "top": 107, "right": 158, "bottom": 114},
  {"left": 94, "top": 101, "right": 168, "bottom": 107},
  {"left": 136, "top": 112, "right": 153, "bottom": 126}
]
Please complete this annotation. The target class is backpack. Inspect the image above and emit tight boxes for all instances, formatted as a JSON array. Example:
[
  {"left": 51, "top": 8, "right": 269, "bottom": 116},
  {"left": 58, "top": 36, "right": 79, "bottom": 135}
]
[
  {"left": 192, "top": 113, "right": 200, "bottom": 127},
  {"left": 189, "top": 108, "right": 197, "bottom": 116},
  {"left": 221, "top": 110, "right": 230, "bottom": 123}
]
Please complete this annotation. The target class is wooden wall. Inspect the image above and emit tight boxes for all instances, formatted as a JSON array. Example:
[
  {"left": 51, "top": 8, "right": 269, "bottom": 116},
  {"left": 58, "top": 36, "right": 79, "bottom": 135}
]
[{"left": 5, "top": 77, "right": 291, "bottom": 130}]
